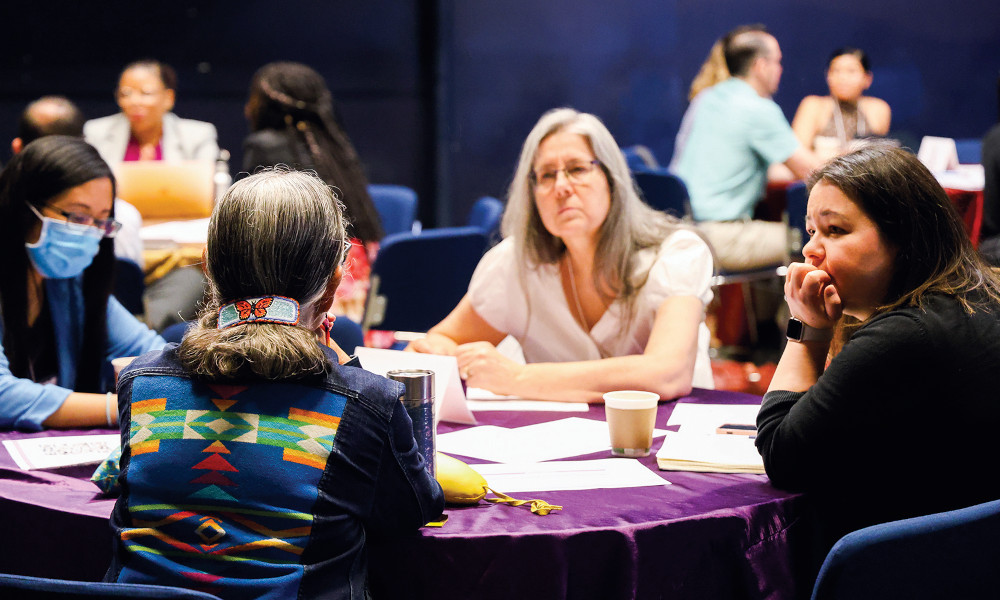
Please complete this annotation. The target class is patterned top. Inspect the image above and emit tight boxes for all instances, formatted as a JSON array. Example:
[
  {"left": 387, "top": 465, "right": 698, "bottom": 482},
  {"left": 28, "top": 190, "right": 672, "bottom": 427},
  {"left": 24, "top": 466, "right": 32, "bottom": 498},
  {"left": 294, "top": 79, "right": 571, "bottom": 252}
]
[{"left": 108, "top": 346, "right": 444, "bottom": 599}]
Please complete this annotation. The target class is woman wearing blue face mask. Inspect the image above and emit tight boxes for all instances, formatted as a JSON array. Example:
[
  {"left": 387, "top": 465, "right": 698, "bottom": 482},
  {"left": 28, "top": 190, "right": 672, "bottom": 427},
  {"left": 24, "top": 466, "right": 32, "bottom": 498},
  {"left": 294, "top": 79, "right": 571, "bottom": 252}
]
[{"left": 0, "top": 136, "right": 165, "bottom": 430}]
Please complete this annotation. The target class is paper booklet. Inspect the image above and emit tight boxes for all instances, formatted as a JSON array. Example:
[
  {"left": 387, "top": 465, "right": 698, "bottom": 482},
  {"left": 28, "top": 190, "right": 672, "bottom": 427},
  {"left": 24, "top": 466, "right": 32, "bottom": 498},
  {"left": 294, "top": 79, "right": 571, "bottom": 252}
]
[
  {"left": 3, "top": 434, "right": 120, "bottom": 471},
  {"left": 353, "top": 347, "right": 477, "bottom": 425},
  {"left": 655, "top": 431, "right": 765, "bottom": 474}
]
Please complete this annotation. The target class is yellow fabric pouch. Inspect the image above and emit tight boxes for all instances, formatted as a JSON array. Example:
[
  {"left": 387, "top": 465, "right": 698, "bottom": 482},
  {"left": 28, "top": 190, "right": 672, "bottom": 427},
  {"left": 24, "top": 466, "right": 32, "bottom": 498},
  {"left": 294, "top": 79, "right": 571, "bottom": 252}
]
[
  {"left": 435, "top": 452, "right": 561, "bottom": 515},
  {"left": 436, "top": 452, "right": 489, "bottom": 504}
]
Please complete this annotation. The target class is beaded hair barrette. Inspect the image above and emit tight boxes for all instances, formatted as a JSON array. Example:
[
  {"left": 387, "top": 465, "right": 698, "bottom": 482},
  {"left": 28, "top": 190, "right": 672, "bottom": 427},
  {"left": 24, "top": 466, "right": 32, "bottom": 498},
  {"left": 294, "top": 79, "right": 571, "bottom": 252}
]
[{"left": 217, "top": 295, "right": 300, "bottom": 329}]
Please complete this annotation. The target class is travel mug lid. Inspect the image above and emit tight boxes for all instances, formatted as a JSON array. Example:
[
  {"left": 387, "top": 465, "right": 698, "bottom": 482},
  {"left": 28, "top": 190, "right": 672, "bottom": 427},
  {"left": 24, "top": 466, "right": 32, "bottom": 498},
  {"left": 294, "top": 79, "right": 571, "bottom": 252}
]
[{"left": 387, "top": 369, "right": 434, "bottom": 400}]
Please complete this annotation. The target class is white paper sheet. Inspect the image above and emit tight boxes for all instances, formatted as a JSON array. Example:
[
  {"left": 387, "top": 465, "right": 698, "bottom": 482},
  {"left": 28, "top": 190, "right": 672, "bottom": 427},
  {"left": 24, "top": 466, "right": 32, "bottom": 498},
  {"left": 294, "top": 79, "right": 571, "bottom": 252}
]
[
  {"left": 465, "top": 399, "right": 591, "bottom": 412},
  {"left": 934, "top": 164, "right": 985, "bottom": 192},
  {"left": 436, "top": 417, "right": 668, "bottom": 463},
  {"left": 353, "top": 347, "right": 477, "bottom": 425},
  {"left": 465, "top": 387, "right": 589, "bottom": 412},
  {"left": 473, "top": 458, "right": 670, "bottom": 492},
  {"left": 3, "top": 434, "right": 120, "bottom": 471},
  {"left": 666, "top": 403, "right": 761, "bottom": 435}
]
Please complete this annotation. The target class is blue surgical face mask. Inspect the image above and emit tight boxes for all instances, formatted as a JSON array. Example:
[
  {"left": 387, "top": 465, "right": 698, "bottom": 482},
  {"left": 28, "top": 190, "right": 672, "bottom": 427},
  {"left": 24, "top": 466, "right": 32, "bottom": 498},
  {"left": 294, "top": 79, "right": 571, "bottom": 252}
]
[{"left": 25, "top": 205, "right": 104, "bottom": 279}]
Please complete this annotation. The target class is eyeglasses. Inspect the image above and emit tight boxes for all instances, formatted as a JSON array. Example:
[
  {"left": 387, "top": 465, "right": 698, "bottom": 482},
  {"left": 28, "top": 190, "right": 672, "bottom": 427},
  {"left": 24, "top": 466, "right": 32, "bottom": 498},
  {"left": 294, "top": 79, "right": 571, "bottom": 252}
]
[
  {"left": 31, "top": 204, "right": 122, "bottom": 238},
  {"left": 531, "top": 160, "right": 602, "bottom": 192}
]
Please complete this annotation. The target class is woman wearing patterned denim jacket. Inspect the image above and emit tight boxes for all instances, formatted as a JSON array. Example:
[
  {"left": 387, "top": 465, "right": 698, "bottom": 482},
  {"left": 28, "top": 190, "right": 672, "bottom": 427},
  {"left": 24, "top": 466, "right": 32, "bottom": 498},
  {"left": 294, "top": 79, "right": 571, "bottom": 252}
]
[{"left": 107, "top": 169, "right": 443, "bottom": 599}]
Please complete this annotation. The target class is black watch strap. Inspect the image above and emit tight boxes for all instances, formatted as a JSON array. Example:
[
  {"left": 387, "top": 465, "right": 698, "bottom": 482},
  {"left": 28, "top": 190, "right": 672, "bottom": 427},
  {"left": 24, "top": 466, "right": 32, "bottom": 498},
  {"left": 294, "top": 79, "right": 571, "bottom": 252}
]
[{"left": 786, "top": 318, "right": 834, "bottom": 343}]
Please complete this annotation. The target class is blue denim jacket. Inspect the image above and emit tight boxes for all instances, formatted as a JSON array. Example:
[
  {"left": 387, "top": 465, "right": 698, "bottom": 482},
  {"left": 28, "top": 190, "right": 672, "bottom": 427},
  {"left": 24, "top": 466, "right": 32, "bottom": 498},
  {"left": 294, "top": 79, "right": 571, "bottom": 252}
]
[{"left": 108, "top": 345, "right": 444, "bottom": 600}]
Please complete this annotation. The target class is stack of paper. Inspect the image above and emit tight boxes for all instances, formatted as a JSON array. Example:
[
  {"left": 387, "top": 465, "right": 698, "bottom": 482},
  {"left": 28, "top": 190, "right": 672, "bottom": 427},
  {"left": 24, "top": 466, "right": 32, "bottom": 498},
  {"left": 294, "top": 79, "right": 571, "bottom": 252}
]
[
  {"left": 655, "top": 431, "right": 764, "bottom": 473},
  {"left": 656, "top": 402, "right": 765, "bottom": 474}
]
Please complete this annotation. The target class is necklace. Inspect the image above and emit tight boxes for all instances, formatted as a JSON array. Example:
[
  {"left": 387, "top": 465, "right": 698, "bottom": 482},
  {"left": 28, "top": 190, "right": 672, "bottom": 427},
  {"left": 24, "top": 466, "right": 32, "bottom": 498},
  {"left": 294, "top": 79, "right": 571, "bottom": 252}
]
[{"left": 565, "top": 254, "right": 588, "bottom": 331}]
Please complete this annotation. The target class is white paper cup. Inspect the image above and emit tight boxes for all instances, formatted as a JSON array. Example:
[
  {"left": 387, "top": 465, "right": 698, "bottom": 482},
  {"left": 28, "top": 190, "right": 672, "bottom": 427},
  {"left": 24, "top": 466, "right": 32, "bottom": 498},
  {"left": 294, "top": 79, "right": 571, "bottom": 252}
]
[
  {"left": 603, "top": 391, "right": 660, "bottom": 458},
  {"left": 111, "top": 357, "right": 137, "bottom": 384}
]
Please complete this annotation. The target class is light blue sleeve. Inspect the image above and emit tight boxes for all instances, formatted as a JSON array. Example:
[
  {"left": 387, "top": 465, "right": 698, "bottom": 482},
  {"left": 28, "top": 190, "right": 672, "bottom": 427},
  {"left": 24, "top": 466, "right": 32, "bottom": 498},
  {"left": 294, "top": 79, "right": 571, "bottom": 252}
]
[
  {"left": 0, "top": 323, "right": 73, "bottom": 431},
  {"left": 747, "top": 99, "right": 801, "bottom": 166},
  {"left": 104, "top": 296, "right": 167, "bottom": 365}
]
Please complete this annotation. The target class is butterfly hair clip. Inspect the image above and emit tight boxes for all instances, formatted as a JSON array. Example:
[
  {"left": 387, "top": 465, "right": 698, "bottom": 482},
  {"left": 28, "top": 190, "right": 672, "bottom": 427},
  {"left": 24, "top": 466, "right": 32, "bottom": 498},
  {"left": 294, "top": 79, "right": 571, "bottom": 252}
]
[{"left": 217, "top": 295, "right": 300, "bottom": 329}]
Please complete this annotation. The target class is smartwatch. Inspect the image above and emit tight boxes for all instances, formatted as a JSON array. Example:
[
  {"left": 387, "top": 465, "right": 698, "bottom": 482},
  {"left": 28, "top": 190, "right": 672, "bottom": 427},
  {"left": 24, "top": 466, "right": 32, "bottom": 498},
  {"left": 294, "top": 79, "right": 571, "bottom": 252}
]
[{"left": 786, "top": 318, "right": 833, "bottom": 343}]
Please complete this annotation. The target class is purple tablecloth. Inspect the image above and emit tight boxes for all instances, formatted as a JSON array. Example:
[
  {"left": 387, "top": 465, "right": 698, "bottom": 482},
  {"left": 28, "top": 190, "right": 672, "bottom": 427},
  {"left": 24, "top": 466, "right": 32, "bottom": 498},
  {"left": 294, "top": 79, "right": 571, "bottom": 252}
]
[{"left": 0, "top": 388, "right": 810, "bottom": 599}]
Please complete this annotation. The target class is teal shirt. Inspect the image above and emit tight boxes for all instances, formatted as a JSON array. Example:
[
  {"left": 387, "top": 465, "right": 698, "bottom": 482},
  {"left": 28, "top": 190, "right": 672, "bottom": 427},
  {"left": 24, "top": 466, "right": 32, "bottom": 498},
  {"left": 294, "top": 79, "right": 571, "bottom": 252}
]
[{"left": 672, "top": 78, "right": 800, "bottom": 221}]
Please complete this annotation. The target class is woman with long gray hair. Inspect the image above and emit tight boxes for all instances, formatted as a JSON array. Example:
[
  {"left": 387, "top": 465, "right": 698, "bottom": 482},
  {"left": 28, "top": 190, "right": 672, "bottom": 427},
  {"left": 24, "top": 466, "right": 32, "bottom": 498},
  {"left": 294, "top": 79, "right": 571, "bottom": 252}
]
[
  {"left": 107, "top": 169, "right": 443, "bottom": 598},
  {"left": 412, "top": 108, "right": 715, "bottom": 402}
]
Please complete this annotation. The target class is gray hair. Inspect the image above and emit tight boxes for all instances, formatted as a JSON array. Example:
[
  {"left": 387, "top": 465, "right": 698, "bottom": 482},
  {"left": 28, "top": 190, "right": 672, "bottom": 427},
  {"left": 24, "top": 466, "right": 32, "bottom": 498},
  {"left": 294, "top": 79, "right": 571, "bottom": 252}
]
[
  {"left": 500, "top": 107, "right": 688, "bottom": 334},
  {"left": 177, "top": 168, "right": 348, "bottom": 380}
]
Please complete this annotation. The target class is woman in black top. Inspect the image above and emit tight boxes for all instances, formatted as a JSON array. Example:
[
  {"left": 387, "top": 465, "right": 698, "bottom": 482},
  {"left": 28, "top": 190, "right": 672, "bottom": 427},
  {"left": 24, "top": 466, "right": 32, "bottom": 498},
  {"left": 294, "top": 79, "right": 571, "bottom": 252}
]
[
  {"left": 756, "top": 144, "right": 1000, "bottom": 562},
  {"left": 242, "top": 62, "right": 382, "bottom": 244}
]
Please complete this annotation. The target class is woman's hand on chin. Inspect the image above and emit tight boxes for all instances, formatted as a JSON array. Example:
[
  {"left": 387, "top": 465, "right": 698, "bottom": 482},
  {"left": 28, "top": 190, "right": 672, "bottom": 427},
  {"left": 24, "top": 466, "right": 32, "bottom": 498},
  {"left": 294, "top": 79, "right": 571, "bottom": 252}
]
[{"left": 784, "top": 262, "right": 842, "bottom": 329}]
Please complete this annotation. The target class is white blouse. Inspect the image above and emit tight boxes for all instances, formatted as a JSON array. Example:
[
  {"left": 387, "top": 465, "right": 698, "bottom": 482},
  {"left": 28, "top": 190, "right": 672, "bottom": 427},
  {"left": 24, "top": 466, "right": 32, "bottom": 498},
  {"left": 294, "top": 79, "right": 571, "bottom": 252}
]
[{"left": 468, "top": 230, "right": 715, "bottom": 389}]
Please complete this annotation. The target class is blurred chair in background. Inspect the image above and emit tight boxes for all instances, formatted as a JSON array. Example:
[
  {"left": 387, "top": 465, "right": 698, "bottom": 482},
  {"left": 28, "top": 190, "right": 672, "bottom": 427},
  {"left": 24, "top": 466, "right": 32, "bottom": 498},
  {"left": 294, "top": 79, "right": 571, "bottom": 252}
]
[
  {"left": 368, "top": 184, "right": 418, "bottom": 237},
  {"left": 362, "top": 227, "right": 488, "bottom": 336},
  {"left": 466, "top": 195, "right": 504, "bottom": 245},
  {"left": 622, "top": 144, "right": 659, "bottom": 171},
  {"left": 633, "top": 167, "right": 691, "bottom": 218}
]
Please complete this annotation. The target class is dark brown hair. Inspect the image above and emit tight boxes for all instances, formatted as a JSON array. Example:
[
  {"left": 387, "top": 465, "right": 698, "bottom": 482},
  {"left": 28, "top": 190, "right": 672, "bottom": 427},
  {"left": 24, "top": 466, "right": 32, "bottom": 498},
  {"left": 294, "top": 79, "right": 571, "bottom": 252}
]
[{"left": 809, "top": 143, "right": 1000, "bottom": 317}]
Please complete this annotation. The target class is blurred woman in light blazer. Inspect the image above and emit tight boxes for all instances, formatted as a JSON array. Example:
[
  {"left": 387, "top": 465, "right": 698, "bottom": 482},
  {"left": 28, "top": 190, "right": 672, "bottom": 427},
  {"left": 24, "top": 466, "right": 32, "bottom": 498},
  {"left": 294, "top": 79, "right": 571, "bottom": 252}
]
[{"left": 84, "top": 59, "right": 218, "bottom": 164}]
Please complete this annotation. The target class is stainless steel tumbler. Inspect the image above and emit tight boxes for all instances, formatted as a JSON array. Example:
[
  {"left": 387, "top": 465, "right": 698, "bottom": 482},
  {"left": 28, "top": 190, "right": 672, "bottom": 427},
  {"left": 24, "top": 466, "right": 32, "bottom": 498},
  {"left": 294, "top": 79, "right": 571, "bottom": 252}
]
[{"left": 387, "top": 369, "right": 436, "bottom": 477}]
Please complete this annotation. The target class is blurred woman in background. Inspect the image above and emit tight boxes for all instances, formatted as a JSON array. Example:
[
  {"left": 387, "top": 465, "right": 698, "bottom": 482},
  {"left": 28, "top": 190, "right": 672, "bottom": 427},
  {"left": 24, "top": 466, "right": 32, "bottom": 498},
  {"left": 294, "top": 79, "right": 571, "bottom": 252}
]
[
  {"left": 84, "top": 59, "right": 219, "bottom": 164},
  {"left": 0, "top": 136, "right": 164, "bottom": 430},
  {"left": 243, "top": 62, "right": 384, "bottom": 319},
  {"left": 791, "top": 48, "right": 891, "bottom": 161}
]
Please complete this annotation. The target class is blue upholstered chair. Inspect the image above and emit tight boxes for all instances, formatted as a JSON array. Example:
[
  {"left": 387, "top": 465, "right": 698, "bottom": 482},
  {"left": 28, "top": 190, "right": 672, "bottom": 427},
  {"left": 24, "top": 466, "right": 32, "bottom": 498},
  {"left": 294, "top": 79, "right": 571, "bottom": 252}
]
[
  {"left": 810, "top": 498, "right": 1000, "bottom": 600},
  {"left": 622, "top": 144, "right": 659, "bottom": 170},
  {"left": 368, "top": 184, "right": 418, "bottom": 238},
  {"left": 362, "top": 227, "right": 489, "bottom": 334},
  {"left": 466, "top": 195, "right": 504, "bottom": 244},
  {"left": 785, "top": 180, "right": 809, "bottom": 257},
  {"left": 632, "top": 166, "right": 691, "bottom": 218},
  {"left": 0, "top": 573, "right": 222, "bottom": 599}
]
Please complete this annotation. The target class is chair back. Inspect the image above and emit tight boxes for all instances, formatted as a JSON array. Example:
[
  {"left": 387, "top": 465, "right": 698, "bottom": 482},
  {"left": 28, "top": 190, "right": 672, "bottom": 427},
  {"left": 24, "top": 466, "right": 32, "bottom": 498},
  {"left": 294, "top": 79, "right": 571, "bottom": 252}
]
[
  {"left": 368, "top": 184, "right": 418, "bottom": 237},
  {"left": 632, "top": 167, "right": 690, "bottom": 218},
  {"left": 466, "top": 196, "right": 504, "bottom": 243},
  {"left": 329, "top": 316, "right": 364, "bottom": 354},
  {"left": 810, "top": 498, "right": 1000, "bottom": 600},
  {"left": 114, "top": 161, "right": 215, "bottom": 222},
  {"left": 785, "top": 181, "right": 808, "bottom": 256},
  {"left": 622, "top": 145, "right": 659, "bottom": 170},
  {"left": 954, "top": 138, "right": 983, "bottom": 164},
  {"left": 362, "top": 227, "right": 488, "bottom": 334},
  {"left": 113, "top": 257, "right": 146, "bottom": 315},
  {"left": 0, "top": 573, "right": 222, "bottom": 599}
]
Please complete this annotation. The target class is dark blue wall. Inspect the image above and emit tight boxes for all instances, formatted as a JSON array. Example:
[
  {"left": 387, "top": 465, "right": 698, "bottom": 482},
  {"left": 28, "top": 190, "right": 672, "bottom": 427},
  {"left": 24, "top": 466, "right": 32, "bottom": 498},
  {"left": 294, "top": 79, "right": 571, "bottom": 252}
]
[
  {"left": 2, "top": 1, "right": 998, "bottom": 226},
  {"left": 444, "top": 0, "right": 1000, "bottom": 222}
]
